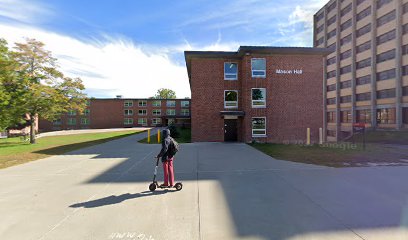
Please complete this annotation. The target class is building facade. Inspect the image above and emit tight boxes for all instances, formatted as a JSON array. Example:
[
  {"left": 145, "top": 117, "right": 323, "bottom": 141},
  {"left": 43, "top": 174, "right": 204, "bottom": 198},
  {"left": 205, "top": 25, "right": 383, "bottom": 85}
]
[
  {"left": 185, "top": 46, "right": 329, "bottom": 143},
  {"left": 39, "top": 98, "right": 191, "bottom": 132},
  {"left": 314, "top": 0, "right": 408, "bottom": 141}
]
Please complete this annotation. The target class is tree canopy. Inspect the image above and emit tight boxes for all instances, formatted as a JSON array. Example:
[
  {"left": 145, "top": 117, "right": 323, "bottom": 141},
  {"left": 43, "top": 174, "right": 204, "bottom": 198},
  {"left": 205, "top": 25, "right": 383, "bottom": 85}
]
[{"left": 153, "top": 88, "right": 177, "bottom": 99}]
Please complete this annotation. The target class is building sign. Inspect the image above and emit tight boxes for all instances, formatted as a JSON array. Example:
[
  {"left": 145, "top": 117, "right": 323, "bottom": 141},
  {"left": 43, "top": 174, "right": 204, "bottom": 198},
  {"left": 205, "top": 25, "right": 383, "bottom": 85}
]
[{"left": 276, "top": 69, "right": 303, "bottom": 74}]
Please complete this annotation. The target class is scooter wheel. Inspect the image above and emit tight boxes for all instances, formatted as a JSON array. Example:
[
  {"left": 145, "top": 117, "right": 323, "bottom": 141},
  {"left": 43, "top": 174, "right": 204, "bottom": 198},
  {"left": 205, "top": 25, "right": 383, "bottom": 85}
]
[
  {"left": 175, "top": 182, "right": 183, "bottom": 191},
  {"left": 149, "top": 183, "right": 157, "bottom": 192}
]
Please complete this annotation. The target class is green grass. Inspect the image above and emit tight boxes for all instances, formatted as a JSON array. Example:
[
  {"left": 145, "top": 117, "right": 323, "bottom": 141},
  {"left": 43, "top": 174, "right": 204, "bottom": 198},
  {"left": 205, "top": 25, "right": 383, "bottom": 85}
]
[
  {"left": 139, "top": 127, "right": 191, "bottom": 144},
  {"left": 0, "top": 130, "right": 144, "bottom": 169},
  {"left": 249, "top": 142, "right": 366, "bottom": 167},
  {"left": 349, "top": 130, "right": 408, "bottom": 144}
]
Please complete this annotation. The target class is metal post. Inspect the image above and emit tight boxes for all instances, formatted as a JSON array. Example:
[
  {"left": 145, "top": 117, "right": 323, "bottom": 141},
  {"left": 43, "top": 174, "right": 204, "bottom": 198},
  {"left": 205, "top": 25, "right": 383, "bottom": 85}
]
[
  {"left": 307, "top": 128, "right": 311, "bottom": 145},
  {"left": 147, "top": 129, "right": 150, "bottom": 143}
]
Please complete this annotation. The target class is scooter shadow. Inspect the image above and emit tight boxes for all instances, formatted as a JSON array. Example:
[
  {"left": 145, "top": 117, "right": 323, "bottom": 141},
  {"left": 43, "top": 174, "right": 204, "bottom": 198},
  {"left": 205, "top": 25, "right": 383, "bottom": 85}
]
[{"left": 69, "top": 190, "right": 176, "bottom": 209}]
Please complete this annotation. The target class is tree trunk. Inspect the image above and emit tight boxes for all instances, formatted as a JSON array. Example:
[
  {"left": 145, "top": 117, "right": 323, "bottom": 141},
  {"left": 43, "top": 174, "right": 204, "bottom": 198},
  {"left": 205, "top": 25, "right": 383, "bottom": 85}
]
[{"left": 30, "top": 115, "right": 36, "bottom": 144}]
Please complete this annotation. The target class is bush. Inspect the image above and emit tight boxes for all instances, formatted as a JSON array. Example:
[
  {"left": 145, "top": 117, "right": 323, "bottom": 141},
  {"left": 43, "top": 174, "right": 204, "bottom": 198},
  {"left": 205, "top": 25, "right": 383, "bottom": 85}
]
[{"left": 168, "top": 125, "right": 180, "bottom": 138}]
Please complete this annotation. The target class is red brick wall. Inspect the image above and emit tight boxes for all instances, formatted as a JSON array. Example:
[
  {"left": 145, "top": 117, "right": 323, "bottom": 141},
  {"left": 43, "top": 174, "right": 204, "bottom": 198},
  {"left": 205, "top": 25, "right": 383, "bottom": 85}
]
[{"left": 190, "top": 54, "right": 324, "bottom": 143}]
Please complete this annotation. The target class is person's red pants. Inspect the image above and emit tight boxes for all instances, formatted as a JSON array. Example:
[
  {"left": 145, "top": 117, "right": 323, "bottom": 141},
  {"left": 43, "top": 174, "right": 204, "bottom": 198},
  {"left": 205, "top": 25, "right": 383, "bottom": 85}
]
[{"left": 163, "top": 158, "right": 174, "bottom": 186}]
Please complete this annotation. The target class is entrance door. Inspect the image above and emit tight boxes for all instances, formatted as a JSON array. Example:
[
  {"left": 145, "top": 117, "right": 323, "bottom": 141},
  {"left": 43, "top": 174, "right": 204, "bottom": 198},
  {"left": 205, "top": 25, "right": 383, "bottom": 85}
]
[{"left": 224, "top": 119, "right": 238, "bottom": 142}]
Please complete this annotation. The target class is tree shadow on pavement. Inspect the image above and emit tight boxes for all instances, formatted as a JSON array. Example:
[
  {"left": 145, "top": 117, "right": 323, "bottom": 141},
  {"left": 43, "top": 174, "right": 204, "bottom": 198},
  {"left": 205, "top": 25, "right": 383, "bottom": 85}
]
[{"left": 69, "top": 190, "right": 175, "bottom": 208}]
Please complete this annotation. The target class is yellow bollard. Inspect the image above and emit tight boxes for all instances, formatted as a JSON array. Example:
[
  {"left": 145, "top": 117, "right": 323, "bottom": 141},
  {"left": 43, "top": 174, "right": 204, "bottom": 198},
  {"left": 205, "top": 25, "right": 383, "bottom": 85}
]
[
  {"left": 307, "top": 128, "right": 311, "bottom": 145},
  {"left": 157, "top": 129, "right": 160, "bottom": 143},
  {"left": 147, "top": 129, "right": 150, "bottom": 143}
]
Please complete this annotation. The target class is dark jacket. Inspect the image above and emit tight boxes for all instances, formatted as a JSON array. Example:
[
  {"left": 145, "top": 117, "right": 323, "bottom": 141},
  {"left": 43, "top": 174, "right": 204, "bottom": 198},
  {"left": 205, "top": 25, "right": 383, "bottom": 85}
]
[{"left": 157, "top": 129, "right": 172, "bottom": 162}]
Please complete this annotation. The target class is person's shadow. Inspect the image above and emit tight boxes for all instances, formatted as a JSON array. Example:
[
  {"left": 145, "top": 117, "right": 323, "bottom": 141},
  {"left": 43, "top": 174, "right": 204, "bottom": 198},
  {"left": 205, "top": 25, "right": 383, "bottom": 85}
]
[{"left": 69, "top": 190, "right": 173, "bottom": 208}]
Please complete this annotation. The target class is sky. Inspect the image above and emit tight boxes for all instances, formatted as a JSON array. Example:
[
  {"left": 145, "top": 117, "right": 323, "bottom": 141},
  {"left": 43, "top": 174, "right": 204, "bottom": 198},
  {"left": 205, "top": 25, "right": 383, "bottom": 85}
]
[{"left": 0, "top": 0, "right": 327, "bottom": 98}]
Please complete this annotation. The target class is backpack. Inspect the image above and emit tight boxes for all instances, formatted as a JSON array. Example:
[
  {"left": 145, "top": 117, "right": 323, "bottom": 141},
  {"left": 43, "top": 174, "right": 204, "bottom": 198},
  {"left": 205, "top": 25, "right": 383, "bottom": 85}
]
[{"left": 167, "top": 137, "right": 180, "bottom": 157}]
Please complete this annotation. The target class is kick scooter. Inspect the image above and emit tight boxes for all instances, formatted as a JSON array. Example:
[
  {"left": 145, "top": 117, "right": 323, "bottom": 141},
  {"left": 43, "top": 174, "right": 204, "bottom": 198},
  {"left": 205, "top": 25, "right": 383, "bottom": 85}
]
[{"left": 149, "top": 157, "right": 182, "bottom": 192}]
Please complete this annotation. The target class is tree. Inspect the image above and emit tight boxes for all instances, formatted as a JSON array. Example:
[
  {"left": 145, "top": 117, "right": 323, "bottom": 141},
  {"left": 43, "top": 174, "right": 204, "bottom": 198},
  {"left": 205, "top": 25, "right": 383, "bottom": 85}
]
[
  {"left": 153, "top": 88, "right": 176, "bottom": 99},
  {"left": 12, "top": 38, "right": 87, "bottom": 143},
  {"left": 0, "top": 39, "right": 27, "bottom": 131}
]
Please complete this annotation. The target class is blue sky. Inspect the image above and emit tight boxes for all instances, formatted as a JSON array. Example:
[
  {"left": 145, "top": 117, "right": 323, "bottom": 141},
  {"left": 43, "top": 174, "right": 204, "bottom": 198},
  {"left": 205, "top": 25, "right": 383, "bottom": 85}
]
[{"left": 0, "top": 0, "right": 327, "bottom": 98}]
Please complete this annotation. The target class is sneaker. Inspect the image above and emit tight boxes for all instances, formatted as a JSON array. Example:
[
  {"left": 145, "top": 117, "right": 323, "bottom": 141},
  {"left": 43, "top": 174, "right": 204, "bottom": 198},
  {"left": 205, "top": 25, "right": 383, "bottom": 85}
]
[{"left": 159, "top": 184, "right": 169, "bottom": 188}]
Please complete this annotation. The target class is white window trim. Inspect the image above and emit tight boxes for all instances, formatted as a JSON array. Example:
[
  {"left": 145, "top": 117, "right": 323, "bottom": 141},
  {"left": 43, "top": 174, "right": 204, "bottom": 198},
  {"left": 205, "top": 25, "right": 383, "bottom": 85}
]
[
  {"left": 181, "top": 109, "right": 190, "bottom": 116},
  {"left": 138, "top": 118, "right": 147, "bottom": 126},
  {"left": 224, "top": 90, "right": 238, "bottom": 109},
  {"left": 181, "top": 101, "right": 190, "bottom": 107},
  {"left": 153, "top": 109, "right": 161, "bottom": 116},
  {"left": 81, "top": 118, "right": 90, "bottom": 125},
  {"left": 251, "top": 88, "right": 267, "bottom": 108},
  {"left": 138, "top": 100, "right": 147, "bottom": 107},
  {"left": 152, "top": 101, "right": 161, "bottom": 107},
  {"left": 124, "top": 109, "right": 133, "bottom": 116},
  {"left": 124, "top": 101, "right": 133, "bottom": 107},
  {"left": 251, "top": 58, "right": 266, "bottom": 78},
  {"left": 152, "top": 118, "right": 161, "bottom": 125},
  {"left": 124, "top": 118, "right": 133, "bottom": 125},
  {"left": 166, "top": 100, "right": 176, "bottom": 107},
  {"left": 224, "top": 62, "right": 238, "bottom": 80},
  {"left": 252, "top": 117, "right": 267, "bottom": 137}
]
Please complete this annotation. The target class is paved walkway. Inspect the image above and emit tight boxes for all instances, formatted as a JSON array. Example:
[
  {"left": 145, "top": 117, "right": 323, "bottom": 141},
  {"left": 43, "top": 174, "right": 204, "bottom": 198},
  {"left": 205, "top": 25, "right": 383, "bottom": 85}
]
[
  {"left": 1, "top": 132, "right": 408, "bottom": 240},
  {"left": 37, "top": 127, "right": 154, "bottom": 138}
]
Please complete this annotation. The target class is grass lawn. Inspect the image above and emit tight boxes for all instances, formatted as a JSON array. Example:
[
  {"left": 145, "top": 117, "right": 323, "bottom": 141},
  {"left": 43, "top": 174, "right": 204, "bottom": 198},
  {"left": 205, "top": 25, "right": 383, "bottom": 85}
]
[
  {"left": 139, "top": 127, "right": 191, "bottom": 144},
  {"left": 350, "top": 130, "right": 408, "bottom": 144},
  {"left": 0, "top": 130, "right": 144, "bottom": 169}
]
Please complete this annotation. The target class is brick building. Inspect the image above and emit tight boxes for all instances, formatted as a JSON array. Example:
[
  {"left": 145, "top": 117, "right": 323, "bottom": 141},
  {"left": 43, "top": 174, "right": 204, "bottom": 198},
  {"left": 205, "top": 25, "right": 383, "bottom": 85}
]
[
  {"left": 314, "top": 0, "right": 408, "bottom": 142},
  {"left": 185, "top": 46, "right": 330, "bottom": 143},
  {"left": 39, "top": 98, "right": 191, "bottom": 132}
]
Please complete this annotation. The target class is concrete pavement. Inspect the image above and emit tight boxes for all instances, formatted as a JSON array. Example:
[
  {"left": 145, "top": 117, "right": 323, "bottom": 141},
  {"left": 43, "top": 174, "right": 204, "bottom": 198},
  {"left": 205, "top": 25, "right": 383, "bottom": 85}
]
[{"left": 1, "top": 131, "right": 408, "bottom": 240}]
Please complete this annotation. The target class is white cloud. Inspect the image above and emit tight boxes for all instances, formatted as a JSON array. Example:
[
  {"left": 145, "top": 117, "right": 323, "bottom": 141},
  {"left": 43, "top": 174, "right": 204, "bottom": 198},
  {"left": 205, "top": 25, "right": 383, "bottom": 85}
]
[
  {"left": 0, "top": 24, "right": 192, "bottom": 98},
  {"left": 0, "top": 0, "right": 53, "bottom": 23}
]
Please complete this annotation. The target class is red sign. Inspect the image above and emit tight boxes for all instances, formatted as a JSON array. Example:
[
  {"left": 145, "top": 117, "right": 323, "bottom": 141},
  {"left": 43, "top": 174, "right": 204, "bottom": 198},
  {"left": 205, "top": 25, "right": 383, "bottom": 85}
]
[{"left": 353, "top": 123, "right": 366, "bottom": 128}]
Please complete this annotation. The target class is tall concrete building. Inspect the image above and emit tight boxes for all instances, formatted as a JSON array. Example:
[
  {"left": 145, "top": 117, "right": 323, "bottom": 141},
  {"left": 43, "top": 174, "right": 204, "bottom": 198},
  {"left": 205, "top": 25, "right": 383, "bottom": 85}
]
[{"left": 314, "top": 0, "right": 408, "bottom": 141}]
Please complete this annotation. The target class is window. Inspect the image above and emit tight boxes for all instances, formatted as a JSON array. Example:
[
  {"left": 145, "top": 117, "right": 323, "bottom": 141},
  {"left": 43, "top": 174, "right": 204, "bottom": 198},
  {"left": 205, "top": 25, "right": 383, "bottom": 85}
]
[
  {"left": 356, "top": 109, "right": 371, "bottom": 123},
  {"left": 340, "top": 34, "right": 352, "bottom": 46},
  {"left": 403, "top": 65, "right": 408, "bottom": 76},
  {"left": 152, "top": 109, "right": 161, "bottom": 116},
  {"left": 377, "top": 88, "right": 396, "bottom": 99},
  {"left": 403, "top": 45, "right": 408, "bottom": 55},
  {"left": 83, "top": 109, "right": 90, "bottom": 116},
  {"left": 377, "top": 0, "right": 392, "bottom": 10},
  {"left": 124, "top": 109, "right": 133, "bottom": 116},
  {"left": 327, "top": 1, "right": 337, "bottom": 13},
  {"left": 356, "top": 58, "right": 371, "bottom": 69},
  {"left": 340, "top": 65, "right": 351, "bottom": 75},
  {"left": 252, "top": 117, "right": 266, "bottom": 136},
  {"left": 328, "top": 15, "right": 337, "bottom": 26},
  {"left": 124, "top": 101, "right": 133, "bottom": 107},
  {"left": 356, "top": 41, "right": 371, "bottom": 54},
  {"left": 316, "top": 12, "right": 324, "bottom": 22},
  {"left": 138, "top": 100, "right": 147, "bottom": 107},
  {"left": 327, "top": 112, "right": 336, "bottom": 123},
  {"left": 340, "top": 4, "right": 352, "bottom": 17},
  {"left": 316, "top": 25, "right": 324, "bottom": 34},
  {"left": 53, "top": 119, "right": 62, "bottom": 125},
  {"left": 340, "top": 95, "right": 351, "bottom": 103},
  {"left": 357, "top": 7, "right": 371, "bottom": 21},
  {"left": 152, "top": 118, "right": 161, "bottom": 125},
  {"left": 67, "top": 118, "right": 76, "bottom": 125},
  {"left": 340, "top": 110, "right": 352, "bottom": 123},
  {"left": 316, "top": 37, "right": 324, "bottom": 46},
  {"left": 67, "top": 110, "right": 76, "bottom": 116},
  {"left": 181, "top": 101, "right": 190, "bottom": 107},
  {"left": 327, "top": 84, "right": 336, "bottom": 92},
  {"left": 181, "top": 109, "right": 190, "bottom": 116},
  {"left": 251, "top": 58, "right": 266, "bottom": 77},
  {"left": 356, "top": 24, "right": 371, "bottom": 37},
  {"left": 327, "top": 98, "right": 336, "bottom": 105},
  {"left": 403, "top": 108, "right": 408, "bottom": 124},
  {"left": 166, "top": 100, "right": 176, "bottom": 107},
  {"left": 328, "top": 43, "right": 336, "bottom": 53},
  {"left": 340, "top": 80, "right": 351, "bottom": 89},
  {"left": 138, "top": 118, "right": 147, "bottom": 126},
  {"left": 340, "top": 19, "right": 352, "bottom": 32},
  {"left": 377, "top": 68, "right": 396, "bottom": 81},
  {"left": 252, "top": 88, "right": 266, "bottom": 108},
  {"left": 377, "top": 10, "right": 396, "bottom": 27},
  {"left": 124, "top": 118, "right": 133, "bottom": 125},
  {"left": 340, "top": 50, "right": 351, "bottom": 60},
  {"left": 224, "top": 62, "right": 238, "bottom": 80},
  {"left": 403, "top": 86, "right": 408, "bottom": 96},
  {"left": 327, "top": 130, "right": 336, "bottom": 137},
  {"left": 138, "top": 109, "right": 147, "bottom": 115},
  {"left": 224, "top": 90, "right": 238, "bottom": 108},
  {"left": 327, "top": 56, "right": 336, "bottom": 66},
  {"left": 152, "top": 100, "right": 161, "bottom": 107},
  {"left": 404, "top": 2, "right": 408, "bottom": 14},
  {"left": 377, "top": 29, "right": 396, "bottom": 46},
  {"left": 327, "top": 70, "right": 336, "bottom": 79},
  {"left": 327, "top": 29, "right": 337, "bottom": 40},
  {"left": 356, "top": 92, "right": 371, "bottom": 101},
  {"left": 376, "top": 108, "right": 395, "bottom": 124},
  {"left": 404, "top": 24, "right": 408, "bottom": 35},
  {"left": 376, "top": 49, "right": 396, "bottom": 64},
  {"left": 356, "top": 75, "right": 371, "bottom": 85},
  {"left": 357, "top": 0, "right": 366, "bottom": 5},
  {"left": 81, "top": 118, "right": 90, "bottom": 125},
  {"left": 166, "top": 109, "right": 176, "bottom": 115}
]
